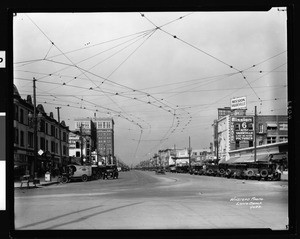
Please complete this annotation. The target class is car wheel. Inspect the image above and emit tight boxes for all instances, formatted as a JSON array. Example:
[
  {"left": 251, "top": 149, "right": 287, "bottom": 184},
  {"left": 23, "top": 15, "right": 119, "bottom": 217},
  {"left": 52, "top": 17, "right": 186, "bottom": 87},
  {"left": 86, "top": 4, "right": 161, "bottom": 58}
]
[
  {"left": 62, "top": 176, "right": 69, "bottom": 184},
  {"left": 82, "top": 174, "right": 88, "bottom": 182},
  {"left": 260, "top": 169, "right": 268, "bottom": 178}
]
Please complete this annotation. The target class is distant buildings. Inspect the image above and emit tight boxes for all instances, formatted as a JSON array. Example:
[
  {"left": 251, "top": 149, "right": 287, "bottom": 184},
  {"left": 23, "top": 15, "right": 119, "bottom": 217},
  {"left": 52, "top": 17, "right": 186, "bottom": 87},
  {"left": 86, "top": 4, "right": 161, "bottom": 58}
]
[{"left": 72, "top": 116, "right": 115, "bottom": 165}]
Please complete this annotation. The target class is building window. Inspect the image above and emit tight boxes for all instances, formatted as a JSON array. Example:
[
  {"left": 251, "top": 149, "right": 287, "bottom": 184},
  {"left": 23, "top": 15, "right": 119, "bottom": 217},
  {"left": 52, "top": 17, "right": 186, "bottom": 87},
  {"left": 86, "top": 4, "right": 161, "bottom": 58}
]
[
  {"left": 40, "top": 119, "right": 45, "bottom": 133},
  {"left": 28, "top": 132, "right": 33, "bottom": 148},
  {"left": 267, "top": 137, "right": 276, "bottom": 144},
  {"left": 14, "top": 105, "right": 19, "bottom": 121},
  {"left": 20, "top": 108, "right": 24, "bottom": 124},
  {"left": 55, "top": 143, "right": 58, "bottom": 153},
  {"left": 51, "top": 125, "right": 55, "bottom": 136},
  {"left": 235, "top": 140, "right": 240, "bottom": 148},
  {"left": 55, "top": 128, "right": 58, "bottom": 138},
  {"left": 103, "top": 122, "right": 106, "bottom": 128},
  {"left": 279, "top": 123, "right": 288, "bottom": 131},
  {"left": 279, "top": 136, "right": 288, "bottom": 142},
  {"left": 51, "top": 141, "right": 55, "bottom": 153},
  {"left": 14, "top": 128, "right": 19, "bottom": 145},
  {"left": 45, "top": 122, "right": 48, "bottom": 135},
  {"left": 63, "top": 132, "right": 67, "bottom": 142},
  {"left": 267, "top": 123, "right": 277, "bottom": 131},
  {"left": 20, "top": 130, "right": 24, "bottom": 147},
  {"left": 76, "top": 151, "right": 81, "bottom": 157},
  {"left": 76, "top": 142, "right": 80, "bottom": 148},
  {"left": 258, "top": 124, "right": 264, "bottom": 133},
  {"left": 63, "top": 145, "right": 67, "bottom": 155},
  {"left": 40, "top": 137, "right": 45, "bottom": 150},
  {"left": 46, "top": 140, "right": 49, "bottom": 151}
]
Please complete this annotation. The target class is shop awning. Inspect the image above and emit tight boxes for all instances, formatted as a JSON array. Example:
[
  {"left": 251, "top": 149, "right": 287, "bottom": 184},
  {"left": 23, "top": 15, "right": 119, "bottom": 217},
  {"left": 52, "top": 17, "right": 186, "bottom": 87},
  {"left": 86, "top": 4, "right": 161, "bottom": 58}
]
[
  {"left": 267, "top": 123, "right": 277, "bottom": 127},
  {"left": 270, "top": 153, "right": 288, "bottom": 162},
  {"left": 225, "top": 154, "right": 269, "bottom": 164}
]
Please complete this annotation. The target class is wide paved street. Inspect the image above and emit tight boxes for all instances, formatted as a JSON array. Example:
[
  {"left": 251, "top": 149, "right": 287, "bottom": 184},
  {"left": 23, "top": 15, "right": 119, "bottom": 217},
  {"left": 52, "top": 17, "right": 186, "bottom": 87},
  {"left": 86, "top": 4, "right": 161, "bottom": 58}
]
[{"left": 14, "top": 170, "right": 288, "bottom": 230}]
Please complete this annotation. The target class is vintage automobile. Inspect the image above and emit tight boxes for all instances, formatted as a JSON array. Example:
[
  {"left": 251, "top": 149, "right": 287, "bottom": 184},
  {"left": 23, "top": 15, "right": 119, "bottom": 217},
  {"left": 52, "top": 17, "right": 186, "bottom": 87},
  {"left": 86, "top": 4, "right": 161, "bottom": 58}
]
[
  {"left": 67, "top": 164, "right": 92, "bottom": 182},
  {"left": 91, "top": 165, "right": 104, "bottom": 180},
  {"left": 175, "top": 165, "right": 189, "bottom": 173},
  {"left": 243, "top": 162, "right": 280, "bottom": 181},
  {"left": 204, "top": 164, "right": 219, "bottom": 176},
  {"left": 155, "top": 168, "right": 166, "bottom": 175},
  {"left": 224, "top": 163, "right": 248, "bottom": 179},
  {"left": 189, "top": 165, "right": 203, "bottom": 175},
  {"left": 103, "top": 165, "right": 119, "bottom": 179}
]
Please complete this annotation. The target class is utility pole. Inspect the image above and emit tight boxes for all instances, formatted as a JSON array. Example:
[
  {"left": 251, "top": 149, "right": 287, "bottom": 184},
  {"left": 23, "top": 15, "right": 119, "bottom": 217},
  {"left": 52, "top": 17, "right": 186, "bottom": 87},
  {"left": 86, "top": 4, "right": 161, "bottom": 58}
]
[
  {"left": 33, "top": 78, "right": 38, "bottom": 179},
  {"left": 80, "top": 123, "right": 83, "bottom": 165},
  {"left": 254, "top": 106, "right": 257, "bottom": 163},
  {"left": 188, "top": 136, "right": 191, "bottom": 169},
  {"left": 55, "top": 107, "right": 62, "bottom": 168}
]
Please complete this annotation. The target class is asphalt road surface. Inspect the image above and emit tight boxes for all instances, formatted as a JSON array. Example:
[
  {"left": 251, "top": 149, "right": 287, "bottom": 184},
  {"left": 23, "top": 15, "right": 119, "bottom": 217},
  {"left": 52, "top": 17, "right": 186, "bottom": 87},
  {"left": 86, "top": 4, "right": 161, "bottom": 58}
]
[{"left": 14, "top": 170, "right": 288, "bottom": 230}]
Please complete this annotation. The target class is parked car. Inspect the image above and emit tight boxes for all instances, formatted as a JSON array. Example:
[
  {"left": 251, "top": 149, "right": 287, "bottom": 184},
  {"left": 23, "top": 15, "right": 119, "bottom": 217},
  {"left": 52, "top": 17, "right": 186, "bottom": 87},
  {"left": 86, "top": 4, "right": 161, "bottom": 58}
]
[
  {"left": 189, "top": 165, "right": 203, "bottom": 175},
  {"left": 155, "top": 168, "right": 166, "bottom": 175},
  {"left": 67, "top": 164, "right": 92, "bottom": 182},
  {"left": 91, "top": 165, "right": 103, "bottom": 180},
  {"left": 224, "top": 163, "right": 248, "bottom": 179},
  {"left": 244, "top": 162, "right": 280, "bottom": 181},
  {"left": 204, "top": 164, "right": 219, "bottom": 176},
  {"left": 103, "top": 165, "right": 119, "bottom": 179}
]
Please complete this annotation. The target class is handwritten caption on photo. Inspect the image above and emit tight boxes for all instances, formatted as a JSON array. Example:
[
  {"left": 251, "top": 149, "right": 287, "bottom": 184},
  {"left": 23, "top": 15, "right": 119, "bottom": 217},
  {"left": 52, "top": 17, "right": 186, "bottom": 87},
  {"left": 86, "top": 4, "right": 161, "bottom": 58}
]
[{"left": 230, "top": 196, "right": 263, "bottom": 209}]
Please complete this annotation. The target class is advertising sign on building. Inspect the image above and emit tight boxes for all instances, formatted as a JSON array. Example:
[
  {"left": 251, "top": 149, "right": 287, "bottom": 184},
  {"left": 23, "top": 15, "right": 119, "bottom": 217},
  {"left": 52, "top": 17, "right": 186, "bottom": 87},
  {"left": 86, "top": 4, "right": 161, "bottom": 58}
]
[
  {"left": 231, "top": 97, "right": 247, "bottom": 110},
  {"left": 231, "top": 116, "right": 254, "bottom": 141}
]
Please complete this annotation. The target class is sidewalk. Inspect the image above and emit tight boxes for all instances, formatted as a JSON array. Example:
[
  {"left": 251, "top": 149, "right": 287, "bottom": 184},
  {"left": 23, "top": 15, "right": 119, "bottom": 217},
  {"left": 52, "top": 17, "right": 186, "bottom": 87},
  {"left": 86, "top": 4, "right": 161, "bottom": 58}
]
[
  {"left": 14, "top": 175, "right": 60, "bottom": 189},
  {"left": 281, "top": 171, "right": 288, "bottom": 181}
]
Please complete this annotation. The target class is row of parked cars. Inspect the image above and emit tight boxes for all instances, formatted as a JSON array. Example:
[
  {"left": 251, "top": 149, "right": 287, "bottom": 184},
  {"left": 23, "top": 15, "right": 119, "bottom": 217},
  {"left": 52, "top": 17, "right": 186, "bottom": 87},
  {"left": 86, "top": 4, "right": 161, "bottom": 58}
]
[{"left": 186, "top": 161, "right": 282, "bottom": 181}]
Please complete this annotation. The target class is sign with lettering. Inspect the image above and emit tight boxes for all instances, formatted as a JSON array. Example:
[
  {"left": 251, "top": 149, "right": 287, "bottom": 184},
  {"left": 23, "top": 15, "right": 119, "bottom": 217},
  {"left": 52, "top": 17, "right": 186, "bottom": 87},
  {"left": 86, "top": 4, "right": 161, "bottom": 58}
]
[
  {"left": 231, "top": 96, "right": 247, "bottom": 110},
  {"left": 231, "top": 116, "right": 254, "bottom": 141}
]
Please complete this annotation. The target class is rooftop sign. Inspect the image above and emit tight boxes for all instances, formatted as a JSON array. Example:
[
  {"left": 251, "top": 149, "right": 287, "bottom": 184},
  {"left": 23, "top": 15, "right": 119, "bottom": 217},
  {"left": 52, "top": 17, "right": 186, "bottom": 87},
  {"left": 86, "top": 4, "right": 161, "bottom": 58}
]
[{"left": 231, "top": 97, "right": 247, "bottom": 110}]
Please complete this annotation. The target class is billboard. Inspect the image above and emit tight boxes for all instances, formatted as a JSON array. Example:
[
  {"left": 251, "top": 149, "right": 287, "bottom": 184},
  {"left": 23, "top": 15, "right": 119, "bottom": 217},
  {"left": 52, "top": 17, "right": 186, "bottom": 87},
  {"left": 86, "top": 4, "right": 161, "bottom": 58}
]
[
  {"left": 231, "top": 97, "right": 247, "bottom": 110},
  {"left": 231, "top": 116, "right": 254, "bottom": 141}
]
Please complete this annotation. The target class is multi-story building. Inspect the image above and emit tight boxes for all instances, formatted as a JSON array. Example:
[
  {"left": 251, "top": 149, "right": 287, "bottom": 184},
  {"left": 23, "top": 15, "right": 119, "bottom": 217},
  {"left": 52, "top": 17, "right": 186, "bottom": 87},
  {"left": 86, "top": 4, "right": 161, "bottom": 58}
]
[
  {"left": 68, "top": 131, "right": 91, "bottom": 164},
  {"left": 73, "top": 117, "right": 96, "bottom": 164},
  {"left": 212, "top": 113, "right": 288, "bottom": 162},
  {"left": 13, "top": 85, "right": 70, "bottom": 178},
  {"left": 93, "top": 117, "right": 115, "bottom": 165},
  {"left": 73, "top": 116, "right": 114, "bottom": 165}
]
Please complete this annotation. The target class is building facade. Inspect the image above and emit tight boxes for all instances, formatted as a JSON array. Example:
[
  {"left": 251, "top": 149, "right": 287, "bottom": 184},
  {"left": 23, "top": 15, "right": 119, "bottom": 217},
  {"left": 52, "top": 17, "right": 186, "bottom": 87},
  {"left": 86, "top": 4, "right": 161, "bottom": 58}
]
[
  {"left": 212, "top": 112, "right": 288, "bottom": 162},
  {"left": 73, "top": 116, "right": 115, "bottom": 165},
  {"left": 73, "top": 118, "right": 96, "bottom": 164},
  {"left": 93, "top": 117, "right": 115, "bottom": 165},
  {"left": 14, "top": 85, "right": 70, "bottom": 178}
]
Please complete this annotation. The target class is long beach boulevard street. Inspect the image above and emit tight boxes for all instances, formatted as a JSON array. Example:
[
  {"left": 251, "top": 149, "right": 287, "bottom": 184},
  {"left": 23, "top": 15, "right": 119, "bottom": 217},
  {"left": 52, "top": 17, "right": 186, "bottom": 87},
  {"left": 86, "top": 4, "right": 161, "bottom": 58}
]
[{"left": 14, "top": 170, "right": 288, "bottom": 230}]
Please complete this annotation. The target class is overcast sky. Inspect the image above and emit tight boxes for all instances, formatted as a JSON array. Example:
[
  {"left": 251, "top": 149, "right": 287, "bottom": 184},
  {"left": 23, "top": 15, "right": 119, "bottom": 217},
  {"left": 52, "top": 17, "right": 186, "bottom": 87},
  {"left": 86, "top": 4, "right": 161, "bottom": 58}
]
[{"left": 13, "top": 8, "right": 287, "bottom": 166}]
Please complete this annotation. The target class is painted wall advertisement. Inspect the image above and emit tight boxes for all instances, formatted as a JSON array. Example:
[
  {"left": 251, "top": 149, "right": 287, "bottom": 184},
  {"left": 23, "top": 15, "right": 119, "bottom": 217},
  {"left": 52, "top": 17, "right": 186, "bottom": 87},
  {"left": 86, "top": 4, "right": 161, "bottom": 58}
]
[{"left": 231, "top": 116, "right": 254, "bottom": 141}]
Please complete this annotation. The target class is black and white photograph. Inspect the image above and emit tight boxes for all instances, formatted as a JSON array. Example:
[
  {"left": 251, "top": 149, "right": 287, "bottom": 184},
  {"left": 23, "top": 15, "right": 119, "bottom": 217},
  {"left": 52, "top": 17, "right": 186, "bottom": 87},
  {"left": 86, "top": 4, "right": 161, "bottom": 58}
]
[{"left": 6, "top": 3, "right": 297, "bottom": 237}]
